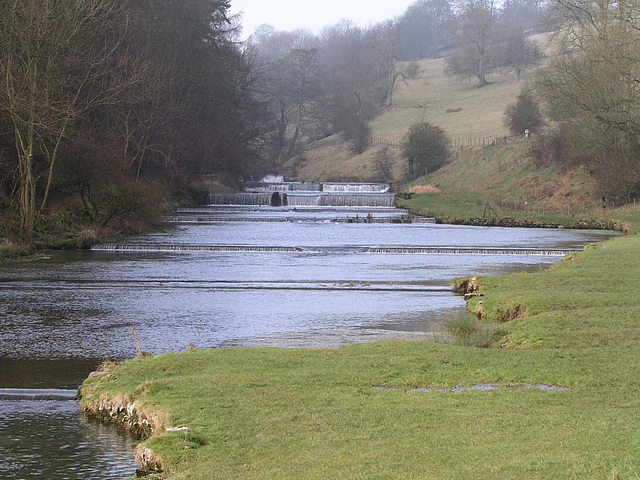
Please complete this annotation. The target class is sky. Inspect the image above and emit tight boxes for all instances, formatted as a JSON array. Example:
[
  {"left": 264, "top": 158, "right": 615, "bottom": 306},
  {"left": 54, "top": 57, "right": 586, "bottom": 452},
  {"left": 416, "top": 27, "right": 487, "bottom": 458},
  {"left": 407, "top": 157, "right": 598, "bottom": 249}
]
[{"left": 230, "top": 0, "right": 416, "bottom": 39}]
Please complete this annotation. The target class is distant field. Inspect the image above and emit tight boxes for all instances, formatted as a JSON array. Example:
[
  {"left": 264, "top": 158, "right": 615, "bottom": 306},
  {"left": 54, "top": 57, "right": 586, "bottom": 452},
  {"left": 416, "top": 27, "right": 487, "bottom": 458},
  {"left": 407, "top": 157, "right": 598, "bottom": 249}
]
[
  {"left": 289, "top": 51, "right": 543, "bottom": 182},
  {"left": 373, "top": 57, "right": 524, "bottom": 142}
]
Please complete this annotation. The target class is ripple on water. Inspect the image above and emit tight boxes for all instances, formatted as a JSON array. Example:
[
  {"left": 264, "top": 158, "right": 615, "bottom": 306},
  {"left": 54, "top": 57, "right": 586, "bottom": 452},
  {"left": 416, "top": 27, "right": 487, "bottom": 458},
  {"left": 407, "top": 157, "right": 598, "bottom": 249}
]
[{"left": 0, "top": 400, "right": 139, "bottom": 480}]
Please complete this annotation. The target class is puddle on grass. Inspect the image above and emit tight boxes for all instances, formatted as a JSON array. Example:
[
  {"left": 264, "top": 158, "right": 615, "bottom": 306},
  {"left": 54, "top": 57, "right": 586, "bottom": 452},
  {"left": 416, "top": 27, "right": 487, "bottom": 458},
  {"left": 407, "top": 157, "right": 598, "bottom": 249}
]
[{"left": 373, "top": 383, "right": 569, "bottom": 393}]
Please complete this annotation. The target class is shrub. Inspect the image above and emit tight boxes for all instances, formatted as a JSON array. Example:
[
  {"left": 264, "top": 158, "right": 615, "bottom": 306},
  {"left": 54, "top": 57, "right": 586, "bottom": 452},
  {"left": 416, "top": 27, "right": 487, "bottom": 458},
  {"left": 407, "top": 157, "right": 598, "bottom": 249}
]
[
  {"left": 401, "top": 121, "right": 450, "bottom": 180},
  {"left": 504, "top": 91, "right": 543, "bottom": 135},
  {"left": 441, "top": 314, "right": 505, "bottom": 348},
  {"left": 372, "top": 146, "right": 395, "bottom": 182}
]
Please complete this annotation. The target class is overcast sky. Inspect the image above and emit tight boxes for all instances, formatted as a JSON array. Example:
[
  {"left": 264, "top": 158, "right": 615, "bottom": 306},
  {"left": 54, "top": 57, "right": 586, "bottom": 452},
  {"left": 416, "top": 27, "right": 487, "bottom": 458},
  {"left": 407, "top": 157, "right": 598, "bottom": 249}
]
[{"left": 230, "top": 0, "right": 416, "bottom": 39}]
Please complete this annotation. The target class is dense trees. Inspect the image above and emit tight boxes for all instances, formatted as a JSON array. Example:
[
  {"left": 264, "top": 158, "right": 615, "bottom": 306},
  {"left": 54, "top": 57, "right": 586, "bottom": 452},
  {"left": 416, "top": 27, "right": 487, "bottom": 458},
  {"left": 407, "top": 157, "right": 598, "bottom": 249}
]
[
  {"left": 0, "top": 0, "right": 269, "bottom": 240},
  {"left": 0, "top": 0, "right": 141, "bottom": 238},
  {"left": 531, "top": 0, "right": 640, "bottom": 202},
  {"left": 397, "top": 0, "right": 457, "bottom": 60}
]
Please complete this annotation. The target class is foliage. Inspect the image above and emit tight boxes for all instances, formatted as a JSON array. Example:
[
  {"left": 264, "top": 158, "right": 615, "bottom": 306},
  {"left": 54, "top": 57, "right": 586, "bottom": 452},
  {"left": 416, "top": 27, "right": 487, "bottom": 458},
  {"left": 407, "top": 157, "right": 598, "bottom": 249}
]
[
  {"left": 504, "top": 91, "right": 544, "bottom": 135},
  {"left": 531, "top": 0, "right": 640, "bottom": 204},
  {"left": 372, "top": 146, "right": 396, "bottom": 182},
  {"left": 401, "top": 121, "right": 450, "bottom": 179}
]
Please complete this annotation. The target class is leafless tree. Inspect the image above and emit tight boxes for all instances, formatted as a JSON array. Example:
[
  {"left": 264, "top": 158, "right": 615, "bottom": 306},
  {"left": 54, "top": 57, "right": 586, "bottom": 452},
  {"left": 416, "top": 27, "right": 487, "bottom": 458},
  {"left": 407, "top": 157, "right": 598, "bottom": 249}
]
[{"left": 0, "top": 0, "right": 146, "bottom": 239}]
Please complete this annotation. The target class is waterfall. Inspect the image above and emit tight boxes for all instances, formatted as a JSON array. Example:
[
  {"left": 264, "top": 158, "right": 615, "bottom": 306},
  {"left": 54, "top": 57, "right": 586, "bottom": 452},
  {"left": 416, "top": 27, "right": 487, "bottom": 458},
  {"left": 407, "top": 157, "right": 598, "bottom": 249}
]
[
  {"left": 322, "top": 183, "right": 390, "bottom": 193},
  {"left": 241, "top": 181, "right": 389, "bottom": 193},
  {"left": 211, "top": 182, "right": 396, "bottom": 207},
  {"left": 320, "top": 194, "right": 395, "bottom": 208},
  {"left": 286, "top": 194, "right": 322, "bottom": 206},
  {"left": 208, "top": 193, "right": 272, "bottom": 206},
  {"left": 208, "top": 192, "right": 286, "bottom": 206},
  {"left": 243, "top": 182, "right": 323, "bottom": 192},
  {"left": 262, "top": 174, "right": 285, "bottom": 183}
]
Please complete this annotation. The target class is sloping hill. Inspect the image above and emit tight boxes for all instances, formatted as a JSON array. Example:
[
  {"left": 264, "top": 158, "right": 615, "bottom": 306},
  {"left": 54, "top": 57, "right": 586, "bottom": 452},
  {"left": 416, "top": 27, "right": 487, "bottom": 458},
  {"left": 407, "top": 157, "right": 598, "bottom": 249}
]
[
  {"left": 283, "top": 46, "right": 609, "bottom": 216},
  {"left": 284, "top": 56, "right": 525, "bottom": 182}
]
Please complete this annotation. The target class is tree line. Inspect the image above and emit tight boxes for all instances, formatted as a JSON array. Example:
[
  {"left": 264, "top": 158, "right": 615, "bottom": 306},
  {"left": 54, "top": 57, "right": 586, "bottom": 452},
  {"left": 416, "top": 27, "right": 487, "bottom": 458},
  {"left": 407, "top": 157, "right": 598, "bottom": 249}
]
[
  {"left": 3, "top": 0, "right": 635, "bottom": 244},
  {"left": 500, "top": 0, "right": 640, "bottom": 204},
  {"left": 0, "top": 0, "right": 269, "bottom": 241}
]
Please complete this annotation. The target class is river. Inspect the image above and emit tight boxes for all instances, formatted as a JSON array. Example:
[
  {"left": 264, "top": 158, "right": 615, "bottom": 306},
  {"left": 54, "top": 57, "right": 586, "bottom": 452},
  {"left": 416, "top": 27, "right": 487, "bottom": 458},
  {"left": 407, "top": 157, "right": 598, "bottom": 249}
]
[{"left": 0, "top": 189, "right": 615, "bottom": 478}]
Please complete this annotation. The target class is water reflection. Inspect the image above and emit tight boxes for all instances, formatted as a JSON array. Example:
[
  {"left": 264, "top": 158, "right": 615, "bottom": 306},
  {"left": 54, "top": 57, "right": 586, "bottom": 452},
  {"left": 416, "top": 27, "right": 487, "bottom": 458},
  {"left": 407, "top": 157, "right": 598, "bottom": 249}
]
[
  {"left": 0, "top": 207, "right": 616, "bottom": 479},
  {"left": 0, "top": 400, "right": 138, "bottom": 480}
]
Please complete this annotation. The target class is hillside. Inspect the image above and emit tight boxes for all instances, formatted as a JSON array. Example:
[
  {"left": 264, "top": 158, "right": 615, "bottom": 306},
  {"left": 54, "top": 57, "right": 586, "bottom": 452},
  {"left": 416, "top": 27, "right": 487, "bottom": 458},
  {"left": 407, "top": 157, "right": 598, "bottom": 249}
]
[
  {"left": 278, "top": 35, "right": 616, "bottom": 217},
  {"left": 283, "top": 56, "right": 528, "bottom": 183}
]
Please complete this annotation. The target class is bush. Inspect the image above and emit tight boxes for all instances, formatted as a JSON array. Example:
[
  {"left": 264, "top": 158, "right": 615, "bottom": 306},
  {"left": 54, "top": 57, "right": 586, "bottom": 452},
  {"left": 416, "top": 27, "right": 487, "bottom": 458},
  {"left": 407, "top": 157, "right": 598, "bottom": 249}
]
[
  {"left": 372, "top": 146, "right": 395, "bottom": 182},
  {"left": 401, "top": 121, "right": 450, "bottom": 180},
  {"left": 405, "top": 61, "right": 420, "bottom": 79},
  {"left": 504, "top": 91, "right": 543, "bottom": 135}
]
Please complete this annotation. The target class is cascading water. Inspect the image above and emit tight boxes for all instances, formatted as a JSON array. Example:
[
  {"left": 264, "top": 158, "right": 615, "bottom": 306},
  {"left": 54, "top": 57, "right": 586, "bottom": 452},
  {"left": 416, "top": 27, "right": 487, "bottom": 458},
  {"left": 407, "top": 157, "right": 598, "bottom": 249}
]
[
  {"left": 208, "top": 193, "right": 274, "bottom": 206},
  {"left": 322, "top": 183, "right": 390, "bottom": 193},
  {"left": 209, "top": 182, "right": 396, "bottom": 208},
  {"left": 243, "top": 182, "right": 323, "bottom": 192},
  {"left": 319, "top": 194, "right": 395, "bottom": 208}
]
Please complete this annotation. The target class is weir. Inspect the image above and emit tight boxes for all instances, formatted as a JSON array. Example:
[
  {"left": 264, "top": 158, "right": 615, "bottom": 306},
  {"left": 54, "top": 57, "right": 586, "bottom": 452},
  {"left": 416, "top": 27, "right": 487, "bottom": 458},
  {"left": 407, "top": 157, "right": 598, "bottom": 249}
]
[
  {"left": 209, "top": 181, "right": 396, "bottom": 207},
  {"left": 0, "top": 388, "right": 78, "bottom": 401},
  {"left": 92, "top": 243, "right": 580, "bottom": 256},
  {"left": 207, "top": 193, "right": 275, "bottom": 206},
  {"left": 243, "top": 181, "right": 323, "bottom": 192}
]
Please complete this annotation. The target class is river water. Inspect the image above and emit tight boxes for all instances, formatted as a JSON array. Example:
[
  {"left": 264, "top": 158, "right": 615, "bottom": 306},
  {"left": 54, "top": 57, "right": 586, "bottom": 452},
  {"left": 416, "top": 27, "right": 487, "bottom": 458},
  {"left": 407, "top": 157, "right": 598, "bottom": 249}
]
[{"left": 0, "top": 200, "right": 614, "bottom": 478}]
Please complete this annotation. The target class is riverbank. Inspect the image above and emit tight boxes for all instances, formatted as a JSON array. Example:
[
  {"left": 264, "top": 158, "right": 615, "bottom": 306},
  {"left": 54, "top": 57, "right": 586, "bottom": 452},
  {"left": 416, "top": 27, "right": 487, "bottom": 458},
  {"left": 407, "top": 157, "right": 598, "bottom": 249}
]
[{"left": 78, "top": 204, "right": 640, "bottom": 479}]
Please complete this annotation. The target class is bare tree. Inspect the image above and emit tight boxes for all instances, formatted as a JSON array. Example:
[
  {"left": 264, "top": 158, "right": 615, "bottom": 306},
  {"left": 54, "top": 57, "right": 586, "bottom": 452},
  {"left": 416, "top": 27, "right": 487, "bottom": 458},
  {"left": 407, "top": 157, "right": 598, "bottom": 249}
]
[
  {"left": 0, "top": 0, "right": 144, "bottom": 239},
  {"left": 370, "top": 20, "right": 403, "bottom": 107},
  {"left": 495, "top": 0, "right": 544, "bottom": 82},
  {"left": 446, "top": 0, "right": 499, "bottom": 87}
]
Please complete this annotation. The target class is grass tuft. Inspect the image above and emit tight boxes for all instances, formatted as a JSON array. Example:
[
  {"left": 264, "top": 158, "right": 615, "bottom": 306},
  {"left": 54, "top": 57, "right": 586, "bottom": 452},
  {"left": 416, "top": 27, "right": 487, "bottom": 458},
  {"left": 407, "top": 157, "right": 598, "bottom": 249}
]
[{"left": 440, "top": 314, "right": 506, "bottom": 348}]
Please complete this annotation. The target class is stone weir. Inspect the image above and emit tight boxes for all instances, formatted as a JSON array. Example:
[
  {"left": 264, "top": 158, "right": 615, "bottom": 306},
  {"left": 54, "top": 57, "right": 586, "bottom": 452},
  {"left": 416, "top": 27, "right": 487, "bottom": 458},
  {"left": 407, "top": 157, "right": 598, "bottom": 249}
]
[
  {"left": 0, "top": 388, "right": 78, "bottom": 400},
  {"left": 208, "top": 181, "right": 396, "bottom": 207},
  {"left": 242, "top": 181, "right": 390, "bottom": 193},
  {"left": 207, "top": 192, "right": 397, "bottom": 208}
]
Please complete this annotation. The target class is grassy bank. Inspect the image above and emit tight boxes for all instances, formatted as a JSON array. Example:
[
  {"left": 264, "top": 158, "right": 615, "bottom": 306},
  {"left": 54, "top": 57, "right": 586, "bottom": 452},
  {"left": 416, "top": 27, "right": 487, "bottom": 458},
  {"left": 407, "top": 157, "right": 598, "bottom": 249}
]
[{"left": 79, "top": 212, "right": 640, "bottom": 479}]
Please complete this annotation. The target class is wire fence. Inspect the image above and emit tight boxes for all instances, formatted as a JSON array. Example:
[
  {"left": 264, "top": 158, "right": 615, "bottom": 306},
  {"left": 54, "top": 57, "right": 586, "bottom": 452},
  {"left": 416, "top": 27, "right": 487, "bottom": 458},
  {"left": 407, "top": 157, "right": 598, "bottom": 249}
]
[{"left": 370, "top": 134, "right": 525, "bottom": 149}]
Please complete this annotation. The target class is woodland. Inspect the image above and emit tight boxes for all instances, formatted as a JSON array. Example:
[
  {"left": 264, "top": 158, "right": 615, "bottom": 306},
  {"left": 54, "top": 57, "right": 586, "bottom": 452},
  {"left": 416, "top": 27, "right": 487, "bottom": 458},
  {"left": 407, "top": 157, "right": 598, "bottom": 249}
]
[{"left": 1, "top": 0, "right": 639, "bottom": 245}]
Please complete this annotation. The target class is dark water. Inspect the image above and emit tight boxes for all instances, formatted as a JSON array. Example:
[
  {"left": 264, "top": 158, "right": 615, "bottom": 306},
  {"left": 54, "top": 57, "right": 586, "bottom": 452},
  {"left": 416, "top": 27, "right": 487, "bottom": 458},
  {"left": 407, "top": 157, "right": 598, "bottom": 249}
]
[
  {"left": 0, "top": 205, "right": 615, "bottom": 478},
  {"left": 0, "top": 400, "right": 138, "bottom": 480}
]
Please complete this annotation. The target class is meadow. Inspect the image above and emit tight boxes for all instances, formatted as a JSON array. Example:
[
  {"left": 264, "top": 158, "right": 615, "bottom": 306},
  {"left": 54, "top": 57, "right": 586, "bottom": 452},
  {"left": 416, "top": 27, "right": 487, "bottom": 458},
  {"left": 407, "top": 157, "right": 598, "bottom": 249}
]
[{"left": 80, "top": 210, "right": 640, "bottom": 479}]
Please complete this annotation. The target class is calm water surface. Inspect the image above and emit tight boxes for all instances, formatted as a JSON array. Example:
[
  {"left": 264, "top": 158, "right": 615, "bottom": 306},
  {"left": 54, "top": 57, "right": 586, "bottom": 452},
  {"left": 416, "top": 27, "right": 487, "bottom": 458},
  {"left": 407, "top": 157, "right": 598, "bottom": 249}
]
[{"left": 0, "top": 205, "right": 615, "bottom": 478}]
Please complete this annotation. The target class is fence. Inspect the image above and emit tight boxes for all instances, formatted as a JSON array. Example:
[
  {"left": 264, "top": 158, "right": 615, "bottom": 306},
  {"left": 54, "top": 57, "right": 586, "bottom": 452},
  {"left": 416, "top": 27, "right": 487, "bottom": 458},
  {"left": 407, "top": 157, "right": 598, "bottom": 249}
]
[{"left": 370, "top": 134, "right": 524, "bottom": 150}]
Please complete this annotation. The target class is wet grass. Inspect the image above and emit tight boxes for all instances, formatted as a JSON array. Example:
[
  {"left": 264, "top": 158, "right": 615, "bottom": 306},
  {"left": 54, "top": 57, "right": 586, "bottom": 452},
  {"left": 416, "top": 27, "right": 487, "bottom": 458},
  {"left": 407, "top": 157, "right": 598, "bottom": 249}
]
[{"left": 80, "top": 224, "right": 640, "bottom": 479}]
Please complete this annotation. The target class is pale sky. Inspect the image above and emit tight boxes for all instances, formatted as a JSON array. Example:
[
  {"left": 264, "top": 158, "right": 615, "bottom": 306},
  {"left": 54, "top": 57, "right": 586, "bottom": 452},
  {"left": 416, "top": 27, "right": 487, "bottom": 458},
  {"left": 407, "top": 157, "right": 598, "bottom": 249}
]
[{"left": 230, "top": 0, "right": 416, "bottom": 39}]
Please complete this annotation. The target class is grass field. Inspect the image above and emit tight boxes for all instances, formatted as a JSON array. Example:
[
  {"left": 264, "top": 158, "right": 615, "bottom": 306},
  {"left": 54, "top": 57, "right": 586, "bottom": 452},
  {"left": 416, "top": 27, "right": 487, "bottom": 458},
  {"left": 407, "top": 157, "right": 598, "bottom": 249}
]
[
  {"left": 285, "top": 55, "right": 533, "bottom": 183},
  {"left": 80, "top": 209, "right": 640, "bottom": 479}
]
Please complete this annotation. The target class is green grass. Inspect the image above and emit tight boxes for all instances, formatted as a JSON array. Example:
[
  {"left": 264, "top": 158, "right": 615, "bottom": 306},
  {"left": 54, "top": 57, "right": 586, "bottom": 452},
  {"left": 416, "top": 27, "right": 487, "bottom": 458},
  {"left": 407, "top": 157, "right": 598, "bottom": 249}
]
[
  {"left": 374, "top": 58, "right": 522, "bottom": 142},
  {"left": 286, "top": 56, "right": 528, "bottom": 182},
  {"left": 80, "top": 227, "right": 640, "bottom": 479}
]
